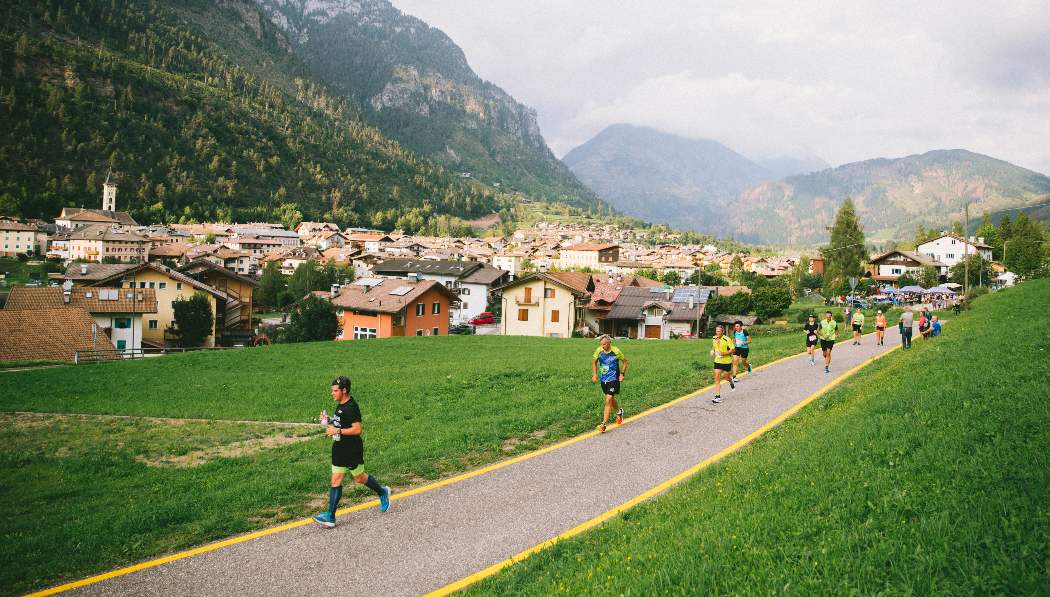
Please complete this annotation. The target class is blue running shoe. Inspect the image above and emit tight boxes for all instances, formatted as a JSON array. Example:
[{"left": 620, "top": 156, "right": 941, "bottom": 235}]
[
  {"left": 313, "top": 512, "right": 336, "bottom": 528},
  {"left": 379, "top": 486, "right": 391, "bottom": 513}
]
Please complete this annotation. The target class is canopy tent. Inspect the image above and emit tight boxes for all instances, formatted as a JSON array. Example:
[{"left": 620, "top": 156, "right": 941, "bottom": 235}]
[
  {"left": 924, "top": 286, "right": 956, "bottom": 295},
  {"left": 898, "top": 285, "right": 926, "bottom": 293}
]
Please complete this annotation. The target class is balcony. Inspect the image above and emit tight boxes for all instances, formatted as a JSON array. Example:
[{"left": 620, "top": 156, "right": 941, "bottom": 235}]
[{"left": 514, "top": 295, "right": 538, "bottom": 306}]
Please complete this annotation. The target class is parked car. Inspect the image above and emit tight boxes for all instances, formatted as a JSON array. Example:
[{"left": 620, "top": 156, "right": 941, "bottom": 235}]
[
  {"left": 847, "top": 297, "right": 870, "bottom": 309},
  {"left": 449, "top": 323, "right": 475, "bottom": 335},
  {"left": 469, "top": 311, "right": 495, "bottom": 325}
]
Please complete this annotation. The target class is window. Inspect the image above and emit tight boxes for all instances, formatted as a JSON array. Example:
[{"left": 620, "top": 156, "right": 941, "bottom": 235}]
[
  {"left": 551, "top": 309, "right": 560, "bottom": 323},
  {"left": 114, "top": 318, "right": 131, "bottom": 329},
  {"left": 432, "top": 302, "right": 441, "bottom": 315},
  {"left": 892, "top": 268, "right": 901, "bottom": 275},
  {"left": 544, "top": 288, "right": 555, "bottom": 298},
  {"left": 148, "top": 281, "right": 156, "bottom": 288},
  {"left": 159, "top": 282, "right": 166, "bottom": 290},
  {"left": 416, "top": 329, "right": 424, "bottom": 336},
  {"left": 524, "top": 287, "right": 533, "bottom": 303},
  {"left": 518, "top": 308, "right": 529, "bottom": 321},
  {"left": 148, "top": 319, "right": 158, "bottom": 329},
  {"left": 176, "top": 282, "right": 182, "bottom": 290},
  {"left": 139, "top": 282, "right": 147, "bottom": 288},
  {"left": 352, "top": 326, "right": 377, "bottom": 339},
  {"left": 460, "top": 287, "right": 470, "bottom": 295},
  {"left": 433, "top": 327, "right": 440, "bottom": 336},
  {"left": 116, "top": 339, "right": 127, "bottom": 352},
  {"left": 416, "top": 303, "right": 425, "bottom": 316}
]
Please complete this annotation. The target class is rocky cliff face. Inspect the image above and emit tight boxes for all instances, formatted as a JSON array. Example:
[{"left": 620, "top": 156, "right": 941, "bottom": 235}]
[{"left": 254, "top": 0, "right": 599, "bottom": 207}]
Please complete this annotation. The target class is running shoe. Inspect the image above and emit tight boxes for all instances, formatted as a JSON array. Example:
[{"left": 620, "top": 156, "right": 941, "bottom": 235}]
[
  {"left": 616, "top": 408, "right": 624, "bottom": 425},
  {"left": 597, "top": 423, "right": 607, "bottom": 433},
  {"left": 731, "top": 376, "right": 739, "bottom": 384},
  {"left": 313, "top": 512, "right": 336, "bottom": 528},
  {"left": 729, "top": 379, "right": 736, "bottom": 391},
  {"left": 747, "top": 363, "right": 752, "bottom": 373},
  {"left": 711, "top": 395, "right": 722, "bottom": 404},
  {"left": 379, "top": 486, "right": 391, "bottom": 513},
  {"left": 825, "top": 366, "right": 830, "bottom": 374}
]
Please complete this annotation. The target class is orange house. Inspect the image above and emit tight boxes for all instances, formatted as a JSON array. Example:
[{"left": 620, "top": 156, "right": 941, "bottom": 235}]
[{"left": 332, "top": 278, "right": 455, "bottom": 339}]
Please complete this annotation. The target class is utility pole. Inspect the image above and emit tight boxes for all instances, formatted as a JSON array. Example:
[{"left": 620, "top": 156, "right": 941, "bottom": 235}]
[{"left": 963, "top": 201, "right": 970, "bottom": 296}]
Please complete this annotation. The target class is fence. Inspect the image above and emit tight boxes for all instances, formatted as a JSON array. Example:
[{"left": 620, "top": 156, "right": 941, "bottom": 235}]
[{"left": 73, "top": 345, "right": 248, "bottom": 364}]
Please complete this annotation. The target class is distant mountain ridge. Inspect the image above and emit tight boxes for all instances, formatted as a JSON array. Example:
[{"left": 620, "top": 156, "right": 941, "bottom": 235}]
[
  {"left": 254, "top": 0, "right": 602, "bottom": 209},
  {"left": 562, "top": 124, "right": 775, "bottom": 234}
]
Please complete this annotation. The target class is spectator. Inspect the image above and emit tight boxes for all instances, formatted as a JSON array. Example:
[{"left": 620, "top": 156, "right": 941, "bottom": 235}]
[
  {"left": 899, "top": 308, "right": 914, "bottom": 349},
  {"left": 931, "top": 315, "right": 942, "bottom": 337}
]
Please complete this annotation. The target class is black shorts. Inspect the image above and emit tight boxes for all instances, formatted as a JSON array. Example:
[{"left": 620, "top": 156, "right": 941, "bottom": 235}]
[
  {"left": 735, "top": 347, "right": 749, "bottom": 359},
  {"left": 332, "top": 441, "right": 364, "bottom": 469},
  {"left": 600, "top": 380, "right": 620, "bottom": 395},
  {"left": 820, "top": 339, "right": 835, "bottom": 351},
  {"left": 852, "top": 324, "right": 862, "bottom": 332},
  {"left": 713, "top": 362, "right": 732, "bottom": 372},
  {"left": 876, "top": 326, "right": 885, "bottom": 331}
]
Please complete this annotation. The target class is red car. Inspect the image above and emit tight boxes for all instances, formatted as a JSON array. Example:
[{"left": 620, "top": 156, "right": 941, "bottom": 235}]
[{"left": 469, "top": 311, "right": 495, "bottom": 325}]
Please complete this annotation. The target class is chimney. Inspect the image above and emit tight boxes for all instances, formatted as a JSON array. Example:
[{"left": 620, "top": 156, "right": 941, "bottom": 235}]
[
  {"left": 80, "top": 264, "right": 88, "bottom": 275},
  {"left": 330, "top": 283, "right": 340, "bottom": 296},
  {"left": 63, "top": 280, "right": 72, "bottom": 303}
]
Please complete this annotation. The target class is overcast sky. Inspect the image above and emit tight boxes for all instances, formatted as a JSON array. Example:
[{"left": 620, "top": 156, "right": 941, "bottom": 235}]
[{"left": 393, "top": 0, "right": 1050, "bottom": 174}]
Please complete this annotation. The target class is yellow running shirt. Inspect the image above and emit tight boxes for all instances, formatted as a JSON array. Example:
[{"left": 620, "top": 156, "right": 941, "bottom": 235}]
[{"left": 712, "top": 335, "right": 734, "bottom": 364}]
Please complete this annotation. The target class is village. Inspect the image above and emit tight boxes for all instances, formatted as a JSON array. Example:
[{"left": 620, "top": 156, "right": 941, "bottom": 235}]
[{"left": 0, "top": 177, "right": 1010, "bottom": 362}]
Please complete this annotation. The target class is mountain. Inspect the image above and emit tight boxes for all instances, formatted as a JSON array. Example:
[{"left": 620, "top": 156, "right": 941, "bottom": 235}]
[
  {"left": 732, "top": 149, "right": 1050, "bottom": 245},
  {"left": 754, "top": 153, "right": 830, "bottom": 179},
  {"left": 562, "top": 124, "right": 772, "bottom": 234},
  {"left": 253, "top": 0, "right": 601, "bottom": 209},
  {"left": 0, "top": 0, "right": 517, "bottom": 233}
]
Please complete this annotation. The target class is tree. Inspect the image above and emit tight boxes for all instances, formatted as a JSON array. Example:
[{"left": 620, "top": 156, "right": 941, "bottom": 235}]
[
  {"left": 751, "top": 286, "right": 792, "bottom": 320},
  {"left": 633, "top": 268, "right": 661, "bottom": 282},
  {"left": 918, "top": 266, "right": 941, "bottom": 288},
  {"left": 896, "top": 271, "right": 918, "bottom": 287},
  {"left": 975, "top": 213, "right": 1002, "bottom": 260},
  {"left": 729, "top": 256, "right": 745, "bottom": 281},
  {"left": 1003, "top": 213, "right": 1046, "bottom": 279},
  {"left": 172, "top": 292, "right": 213, "bottom": 347},
  {"left": 821, "top": 198, "right": 867, "bottom": 291},
  {"left": 662, "top": 271, "right": 681, "bottom": 286},
  {"left": 785, "top": 257, "right": 811, "bottom": 299},
  {"left": 257, "top": 261, "right": 287, "bottom": 309},
  {"left": 949, "top": 254, "right": 993, "bottom": 288},
  {"left": 286, "top": 295, "right": 339, "bottom": 342},
  {"left": 288, "top": 259, "right": 324, "bottom": 299},
  {"left": 950, "top": 220, "right": 965, "bottom": 236}
]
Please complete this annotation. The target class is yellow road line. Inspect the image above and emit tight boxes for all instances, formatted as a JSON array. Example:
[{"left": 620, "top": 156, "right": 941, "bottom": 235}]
[
  {"left": 426, "top": 344, "right": 902, "bottom": 596},
  {"left": 25, "top": 339, "right": 870, "bottom": 596}
]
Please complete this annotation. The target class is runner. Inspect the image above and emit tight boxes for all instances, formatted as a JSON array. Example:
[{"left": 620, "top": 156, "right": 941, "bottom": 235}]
[
  {"left": 850, "top": 308, "right": 865, "bottom": 345},
  {"left": 730, "top": 320, "right": 752, "bottom": 383},
  {"left": 592, "top": 335, "right": 627, "bottom": 433},
  {"left": 710, "top": 324, "right": 735, "bottom": 404},
  {"left": 314, "top": 376, "right": 391, "bottom": 528},
  {"left": 899, "top": 307, "right": 914, "bottom": 349},
  {"left": 874, "top": 309, "right": 887, "bottom": 346},
  {"left": 804, "top": 314, "right": 820, "bottom": 364},
  {"left": 818, "top": 311, "right": 838, "bottom": 374}
]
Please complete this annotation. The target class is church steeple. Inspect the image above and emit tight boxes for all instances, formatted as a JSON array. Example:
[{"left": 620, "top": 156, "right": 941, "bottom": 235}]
[{"left": 102, "top": 170, "right": 116, "bottom": 212}]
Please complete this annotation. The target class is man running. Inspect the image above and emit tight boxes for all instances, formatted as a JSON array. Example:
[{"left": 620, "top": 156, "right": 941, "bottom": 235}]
[
  {"left": 730, "top": 320, "right": 752, "bottom": 383},
  {"left": 711, "top": 324, "right": 735, "bottom": 404},
  {"left": 850, "top": 308, "right": 865, "bottom": 345},
  {"left": 874, "top": 310, "right": 887, "bottom": 346},
  {"left": 804, "top": 314, "right": 820, "bottom": 364},
  {"left": 899, "top": 307, "right": 914, "bottom": 349},
  {"left": 592, "top": 335, "right": 627, "bottom": 433},
  {"left": 314, "top": 376, "right": 391, "bottom": 528},
  {"left": 818, "top": 311, "right": 838, "bottom": 374}
]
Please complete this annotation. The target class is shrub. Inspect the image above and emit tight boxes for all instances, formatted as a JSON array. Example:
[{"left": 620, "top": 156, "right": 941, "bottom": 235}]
[{"left": 752, "top": 286, "right": 792, "bottom": 319}]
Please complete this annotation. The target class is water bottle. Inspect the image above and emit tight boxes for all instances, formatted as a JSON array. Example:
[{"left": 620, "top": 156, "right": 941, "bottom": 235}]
[{"left": 320, "top": 410, "right": 328, "bottom": 426}]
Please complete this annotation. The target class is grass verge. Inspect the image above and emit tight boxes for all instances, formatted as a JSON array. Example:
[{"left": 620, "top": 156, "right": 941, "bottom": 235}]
[{"left": 468, "top": 281, "right": 1050, "bottom": 594}]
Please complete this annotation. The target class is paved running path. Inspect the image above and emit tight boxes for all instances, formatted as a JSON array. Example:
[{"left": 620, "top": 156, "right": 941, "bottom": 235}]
[{"left": 72, "top": 329, "right": 902, "bottom": 596}]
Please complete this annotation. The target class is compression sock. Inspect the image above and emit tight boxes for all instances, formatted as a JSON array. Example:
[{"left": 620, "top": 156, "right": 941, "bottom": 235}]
[
  {"left": 328, "top": 485, "right": 343, "bottom": 516},
  {"left": 364, "top": 474, "right": 384, "bottom": 496}
]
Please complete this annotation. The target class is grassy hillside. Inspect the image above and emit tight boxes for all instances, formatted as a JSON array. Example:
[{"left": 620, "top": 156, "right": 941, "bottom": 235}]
[
  {"left": 0, "top": 0, "right": 508, "bottom": 232},
  {"left": 471, "top": 280, "right": 1050, "bottom": 594},
  {"left": 1, "top": 332, "right": 809, "bottom": 594}
]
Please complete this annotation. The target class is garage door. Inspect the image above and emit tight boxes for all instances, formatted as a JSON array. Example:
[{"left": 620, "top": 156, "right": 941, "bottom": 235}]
[{"left": 644, "top": 325, "right": 661, "bottom": 339}]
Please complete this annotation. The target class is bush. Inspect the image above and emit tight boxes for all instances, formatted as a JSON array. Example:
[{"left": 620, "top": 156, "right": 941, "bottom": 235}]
[
  {"left": 285, "top": 295, "right": 339, "bottom": 342},
  {"left": 171, "top": 292, "right": 214, "bottom": 347},
  {"left": 752, "top": 286, "right": 792, "bottom": 320}
]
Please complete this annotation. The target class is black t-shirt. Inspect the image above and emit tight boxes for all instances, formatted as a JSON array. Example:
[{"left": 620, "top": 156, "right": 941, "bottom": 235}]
[
  {"left": 331, "top": 397, "right": 364, "bottom": 466},
  {"left": 804, "top": 322, "right": 819, "bottom": 338}
]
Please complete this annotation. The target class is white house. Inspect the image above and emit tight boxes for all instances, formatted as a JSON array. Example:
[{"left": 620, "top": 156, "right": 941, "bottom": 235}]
[
  {"left": 371, "top": 258, "right": 510, "bottom": 323},
  {"left": 917, "top": 234, "right": 993, "bottom": 268}
]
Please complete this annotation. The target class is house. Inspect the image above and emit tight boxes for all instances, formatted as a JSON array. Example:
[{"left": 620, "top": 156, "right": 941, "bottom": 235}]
[
  {"left": 498, "top": 272, "right": 595, "bottom": 338},
  {"left": 332, "top": 277, "right": 455, "bottom": 339},
  {"left": 492, "top": 251, "right": 528, "bottom": 277},
  {"left": 371, "top": 258, "right": 509, "bottom": 322},
  {"left": 67, "top": 224, "right": 150, "bottom": 263},
  {"left": 67, "top": 262, "right": 230, "bottom": 348},
  {"left": 0, "top": 219, "right": 44, "bottom": 256},
  {"left": 869, "top": 250, "right": 948, "bottom": 284},
  {"left": 178, "top": 259, "right": 259, "bottom": 343},
  {"left": 303, "top": 230, "right": 347, "bottom": 251},
  {"left": 5, "top": 284, "right": 158, "bottom": 354},
  {"left": 230, "top": 226, "right": 301, "bottom": 247},
  {"left": 346, "top": 233, "right": 394, "bottom": 253},
  {"left": 557, "top": 243, "right": 619, "bottom": 270},
  {"left": 917, "top": 234, "right": 993, "bottom": 268},
  {"left": 54, "top": 172, "right": 138, "bottom": 230},
  {"left": 295, "top": 221, "right": 340, "bottom": 236},
  {"left": 600, "top": 286, "right": 708, "bottom": 339},
  {"left": 0, "top": 307, "right": 118, "bottom": 363},
  {"left": 226, "top": 235, "right": 284, "bottom": 259},
  {"left": 261, "top": 245, "right": 322, "bottom": 275}
]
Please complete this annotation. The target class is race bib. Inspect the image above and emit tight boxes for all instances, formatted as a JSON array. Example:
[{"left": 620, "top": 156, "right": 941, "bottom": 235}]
[{"left": 808, "top": 334, "right": 817, "bottom": 341}]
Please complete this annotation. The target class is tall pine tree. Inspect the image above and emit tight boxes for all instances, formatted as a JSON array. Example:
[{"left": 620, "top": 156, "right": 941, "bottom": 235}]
[{"left": 821, "top": 198, "right": 867, "bottom": 290}]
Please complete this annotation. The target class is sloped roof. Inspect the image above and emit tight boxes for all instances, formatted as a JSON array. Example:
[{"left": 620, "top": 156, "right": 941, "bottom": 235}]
[
  {"left": 605, "top": 286, "right": 706, "bottom": 321},
  {"left": 178, "top": 259, "right": 259, "bottom": 287},
  {"left": 373, "top": 258, "right": 482, "bottom": 278},
  {"left": 869, "top": 250, "right": 946, "bottom": 268},
  {"left": 67, "top": 224, "right": 149, "bottom": 242},
  {"left": 542, "top": 271, "right": 595, "bottom": 295},
  {"left": 0, "top": 308, "right": 117, "bottom": 362},
  {"left": 0, "top": 219, "right": 36, "bottom": 231},
  {"left": 6, "top": 286, "right": 158, "bottom": 313},
  {"left": 87, "top": 262, "right": 230, "bottom": 300},
  {"left": 58, "top": 208, "right": 138, "bottom": 226},
  {"left": 562, "top": 243, "right": 618, "bottom": 252},
  {"left": 62, "top": 262, "right": 137, "bottom": 282},
  {"left": 459, "top": 263, "right": 509, "bottom": 285},
  {"left": 331, "top": 278, "right": 454, "bottom": 314}
]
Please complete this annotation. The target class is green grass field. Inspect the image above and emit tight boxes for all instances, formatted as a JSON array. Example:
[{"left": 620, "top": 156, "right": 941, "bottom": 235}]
[
  {"left": 1, "top": 331, "right": 811, "bottom": 594},
  {"left": 469, "top": 280, "right": 1050, "bottom": 594}
]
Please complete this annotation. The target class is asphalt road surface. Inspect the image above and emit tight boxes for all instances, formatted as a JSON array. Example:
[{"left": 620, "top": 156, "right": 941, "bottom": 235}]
[{"left": 69, "top": 329, "right": 903, "bottom": 596}]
